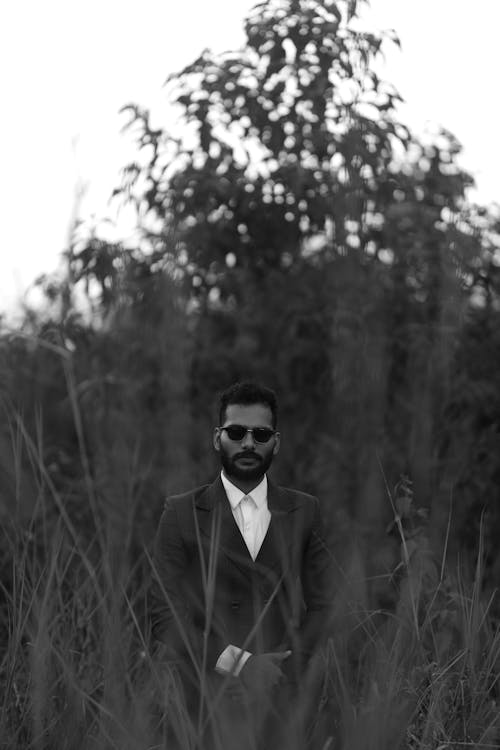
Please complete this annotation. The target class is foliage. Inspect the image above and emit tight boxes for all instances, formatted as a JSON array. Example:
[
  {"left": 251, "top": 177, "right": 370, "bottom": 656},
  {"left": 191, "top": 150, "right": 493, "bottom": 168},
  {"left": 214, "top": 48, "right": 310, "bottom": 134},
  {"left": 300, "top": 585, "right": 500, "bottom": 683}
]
[
  {"left": 1, "top": 0, "right": 500, "bottom": 744},
  {"left": 2, "top": 0, "right": 500, "bottom": 581},
  {"left": 1, "top": 444, "right": 499, "bottom": 748},
  {"left": 111, "top": 0, "right": 499, "bottom": 560}
]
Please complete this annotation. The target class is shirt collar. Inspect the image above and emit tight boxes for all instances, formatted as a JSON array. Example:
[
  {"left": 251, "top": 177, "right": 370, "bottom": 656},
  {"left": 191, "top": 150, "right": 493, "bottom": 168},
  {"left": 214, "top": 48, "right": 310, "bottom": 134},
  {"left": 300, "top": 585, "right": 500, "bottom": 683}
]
[{"left": 220, "top": 472, "right": 268, "bottom": 510}]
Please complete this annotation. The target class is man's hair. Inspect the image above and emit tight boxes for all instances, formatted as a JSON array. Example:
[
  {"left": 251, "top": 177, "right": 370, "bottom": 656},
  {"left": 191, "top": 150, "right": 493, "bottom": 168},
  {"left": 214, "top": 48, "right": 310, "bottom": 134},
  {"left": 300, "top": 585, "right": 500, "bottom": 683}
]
[{"left": 218, "top": 382, "right": 278, "bottom": 428}]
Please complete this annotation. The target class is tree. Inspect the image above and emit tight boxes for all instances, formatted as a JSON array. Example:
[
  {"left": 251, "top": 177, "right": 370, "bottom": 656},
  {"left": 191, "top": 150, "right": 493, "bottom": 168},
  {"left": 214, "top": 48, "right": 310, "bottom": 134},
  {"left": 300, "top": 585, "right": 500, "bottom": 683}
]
[
  {"left": 110, "top": 0, "right": 490, "bottom": 514},
  {"left": 5, "top": 0, "right": 500, "bottom": 593}
]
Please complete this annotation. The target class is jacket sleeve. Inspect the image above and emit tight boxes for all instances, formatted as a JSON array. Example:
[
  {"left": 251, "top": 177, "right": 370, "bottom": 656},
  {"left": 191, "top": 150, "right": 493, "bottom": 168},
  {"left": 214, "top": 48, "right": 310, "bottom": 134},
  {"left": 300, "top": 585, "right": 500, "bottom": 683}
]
[
  {"left": 150, "top": 498, "right": 191, "bottom": 656},
  {"left": 298, "top": 497, "right": 335, "bottom": 661},
  {"left": 149, "top": 496, "right": 226, "bottom": 671}
]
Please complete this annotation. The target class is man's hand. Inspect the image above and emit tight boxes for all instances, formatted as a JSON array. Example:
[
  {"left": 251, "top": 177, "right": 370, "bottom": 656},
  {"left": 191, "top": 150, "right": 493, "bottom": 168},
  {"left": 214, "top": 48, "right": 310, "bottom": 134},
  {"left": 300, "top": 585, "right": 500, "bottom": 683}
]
[{"left": 239, "top": 650, "right": 291, "bottom": 693}]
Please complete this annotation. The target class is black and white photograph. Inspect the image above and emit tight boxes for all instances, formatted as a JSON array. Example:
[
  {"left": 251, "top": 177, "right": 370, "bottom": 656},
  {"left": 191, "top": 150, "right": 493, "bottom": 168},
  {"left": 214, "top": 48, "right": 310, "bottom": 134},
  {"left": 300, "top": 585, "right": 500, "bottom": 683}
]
[{"left": 1, "top": 1, "right": 499, "bottom": 748}]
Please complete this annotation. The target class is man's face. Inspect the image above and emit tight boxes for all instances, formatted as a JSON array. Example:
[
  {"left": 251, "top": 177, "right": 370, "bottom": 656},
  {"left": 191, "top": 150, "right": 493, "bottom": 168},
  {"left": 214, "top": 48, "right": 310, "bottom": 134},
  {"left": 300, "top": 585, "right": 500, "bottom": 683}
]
[{"left": 213, "top": 403, "right": 280, "bottom": 483}]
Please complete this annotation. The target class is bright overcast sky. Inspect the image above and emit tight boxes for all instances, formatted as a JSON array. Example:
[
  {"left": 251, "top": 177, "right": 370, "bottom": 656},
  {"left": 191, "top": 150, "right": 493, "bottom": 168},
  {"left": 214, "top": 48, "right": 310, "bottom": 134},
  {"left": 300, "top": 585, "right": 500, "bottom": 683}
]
[{"left": 1, "top": 0, "right": 499, "bottom": 319}]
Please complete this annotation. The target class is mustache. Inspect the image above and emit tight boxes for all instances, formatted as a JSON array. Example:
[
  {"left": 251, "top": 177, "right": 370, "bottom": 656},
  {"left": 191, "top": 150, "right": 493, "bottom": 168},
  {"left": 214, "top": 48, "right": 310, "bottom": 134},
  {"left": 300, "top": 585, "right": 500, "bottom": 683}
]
[{"left": 234, "top": 451, "right": 262, "bottom": 461}]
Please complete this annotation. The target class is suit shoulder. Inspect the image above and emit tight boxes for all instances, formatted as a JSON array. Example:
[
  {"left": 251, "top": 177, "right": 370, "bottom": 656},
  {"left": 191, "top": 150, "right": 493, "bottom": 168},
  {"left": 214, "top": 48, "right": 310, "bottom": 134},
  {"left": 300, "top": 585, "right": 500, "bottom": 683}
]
[
  {"left": 278, "top": 486, "right": 318, "bottom": 506},
  {"left": 164, "top": 484, "right": 210, "bottom": 509}
]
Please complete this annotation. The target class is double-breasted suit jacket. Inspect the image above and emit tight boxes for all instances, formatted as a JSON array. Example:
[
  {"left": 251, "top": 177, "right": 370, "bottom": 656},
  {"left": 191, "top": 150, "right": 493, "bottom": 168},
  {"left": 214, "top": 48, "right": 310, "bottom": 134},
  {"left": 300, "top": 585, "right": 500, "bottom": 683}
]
[{"left": 150, "top": 476, "right": 333, "bottom": 677}]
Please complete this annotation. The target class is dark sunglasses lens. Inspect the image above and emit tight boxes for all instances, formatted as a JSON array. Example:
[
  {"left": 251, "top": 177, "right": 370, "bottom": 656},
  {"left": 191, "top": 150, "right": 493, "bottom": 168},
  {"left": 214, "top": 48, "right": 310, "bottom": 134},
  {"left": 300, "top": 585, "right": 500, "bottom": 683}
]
[
  {"left": 253, "top": 429, "right": 274, "bottom": 443},
  {"left": 225, "top": 426, "right": 247, "bottom": 441},
  {"left": 223, "top": 426, "right": 274, "bottom": 442}
]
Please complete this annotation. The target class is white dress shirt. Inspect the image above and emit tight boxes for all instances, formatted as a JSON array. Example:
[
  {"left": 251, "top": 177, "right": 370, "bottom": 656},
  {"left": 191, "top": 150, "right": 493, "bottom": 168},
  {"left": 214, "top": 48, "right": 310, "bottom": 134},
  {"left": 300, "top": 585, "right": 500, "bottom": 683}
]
[
  {"left": 215, "top": 472, "right": 271, "bottom": 676},
  {"left": 221, "top": 472, "right": 271, "bottom": 561}
]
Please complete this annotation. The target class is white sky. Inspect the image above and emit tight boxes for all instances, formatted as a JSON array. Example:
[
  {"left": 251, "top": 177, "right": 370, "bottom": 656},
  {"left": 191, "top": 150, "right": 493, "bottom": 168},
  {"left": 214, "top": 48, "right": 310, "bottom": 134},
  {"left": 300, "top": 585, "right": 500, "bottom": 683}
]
[{"left": 1, "top": 0, "right": 499, "bottom": 319}]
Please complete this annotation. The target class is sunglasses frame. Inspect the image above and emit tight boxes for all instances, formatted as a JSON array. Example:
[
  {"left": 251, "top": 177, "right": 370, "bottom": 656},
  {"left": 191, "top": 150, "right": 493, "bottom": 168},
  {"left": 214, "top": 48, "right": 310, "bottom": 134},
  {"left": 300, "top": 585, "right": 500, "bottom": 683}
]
[{"left": 219, "top": 425, "right": 276, "bottom": 444}]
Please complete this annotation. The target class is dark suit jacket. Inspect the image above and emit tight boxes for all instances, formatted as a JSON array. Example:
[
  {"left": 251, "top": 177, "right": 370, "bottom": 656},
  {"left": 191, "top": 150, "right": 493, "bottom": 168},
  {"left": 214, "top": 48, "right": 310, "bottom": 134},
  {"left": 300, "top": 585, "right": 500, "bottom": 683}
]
[{"left": 150, "top": 476, "right": 333, "bottom": 677}]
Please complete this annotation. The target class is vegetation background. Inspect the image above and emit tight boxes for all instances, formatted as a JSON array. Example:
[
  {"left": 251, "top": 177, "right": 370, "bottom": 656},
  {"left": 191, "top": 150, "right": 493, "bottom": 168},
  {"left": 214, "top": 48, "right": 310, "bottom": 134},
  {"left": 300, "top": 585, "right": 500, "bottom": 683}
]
[{"left": 1, "top": 0, "right": 499, "bottom": 747}]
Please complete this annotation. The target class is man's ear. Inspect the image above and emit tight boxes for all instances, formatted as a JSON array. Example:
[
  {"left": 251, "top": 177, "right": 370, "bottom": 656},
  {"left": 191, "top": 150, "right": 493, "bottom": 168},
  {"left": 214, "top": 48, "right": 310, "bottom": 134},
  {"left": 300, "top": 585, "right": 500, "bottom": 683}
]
[
  {"left": 273, "top": 432, "right": 281, "bottom": 456},
  {"left": 213, "top": 427, "right": 222, "bottom": 452}
]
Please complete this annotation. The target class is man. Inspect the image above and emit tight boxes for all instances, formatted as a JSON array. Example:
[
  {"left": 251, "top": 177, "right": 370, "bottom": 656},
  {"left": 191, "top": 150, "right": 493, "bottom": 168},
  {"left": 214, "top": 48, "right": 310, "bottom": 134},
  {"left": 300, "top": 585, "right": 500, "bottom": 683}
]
[{"left": 150, "top": 381, "right": 333, "bottom": 747}]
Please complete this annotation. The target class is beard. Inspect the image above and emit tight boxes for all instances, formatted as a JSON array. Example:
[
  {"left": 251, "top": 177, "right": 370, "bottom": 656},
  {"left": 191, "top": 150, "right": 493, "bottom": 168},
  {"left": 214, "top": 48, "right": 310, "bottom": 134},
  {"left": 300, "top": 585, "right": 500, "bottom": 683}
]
[{"left": 220, "top": 448, "right": 274, "bottom": 482}]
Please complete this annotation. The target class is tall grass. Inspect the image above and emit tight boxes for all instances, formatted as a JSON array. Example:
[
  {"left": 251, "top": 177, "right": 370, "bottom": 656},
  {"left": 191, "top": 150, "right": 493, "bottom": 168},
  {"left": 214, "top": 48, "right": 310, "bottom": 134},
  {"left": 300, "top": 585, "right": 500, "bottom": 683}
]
[{"left": 1, "top": 371, "right": 499, "bottom": 749}]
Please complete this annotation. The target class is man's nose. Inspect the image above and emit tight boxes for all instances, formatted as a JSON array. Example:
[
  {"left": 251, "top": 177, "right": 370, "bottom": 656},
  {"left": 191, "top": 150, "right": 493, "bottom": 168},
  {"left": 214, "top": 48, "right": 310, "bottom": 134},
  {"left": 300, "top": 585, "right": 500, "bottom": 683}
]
[{"left": 241, "top": 430, "right": 256, "bottom": 448}]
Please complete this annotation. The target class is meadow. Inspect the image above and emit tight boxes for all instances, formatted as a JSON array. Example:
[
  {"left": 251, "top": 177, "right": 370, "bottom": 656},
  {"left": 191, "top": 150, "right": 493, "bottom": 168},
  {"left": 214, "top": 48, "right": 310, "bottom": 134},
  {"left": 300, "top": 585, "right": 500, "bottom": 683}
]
[
  {"left": 1, "top": 405, "right": 498, "bottom": 749},
  {"left": 2, "top": 1, "right": 500, "bottom": 745}
]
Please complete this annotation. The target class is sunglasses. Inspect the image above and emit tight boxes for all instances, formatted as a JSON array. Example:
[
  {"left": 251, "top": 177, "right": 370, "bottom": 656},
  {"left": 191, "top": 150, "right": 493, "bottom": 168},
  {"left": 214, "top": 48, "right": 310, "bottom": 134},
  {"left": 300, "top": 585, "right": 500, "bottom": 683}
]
[{"left": 220, "top": 425, "right": 276, "bottom": 444}]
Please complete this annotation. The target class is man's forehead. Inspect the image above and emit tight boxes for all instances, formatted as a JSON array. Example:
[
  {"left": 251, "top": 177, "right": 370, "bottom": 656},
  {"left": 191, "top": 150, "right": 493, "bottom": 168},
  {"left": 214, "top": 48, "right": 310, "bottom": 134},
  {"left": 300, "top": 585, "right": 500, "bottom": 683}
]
[{"left": 223, "top": 402, "right": 273, "bottom": 425}]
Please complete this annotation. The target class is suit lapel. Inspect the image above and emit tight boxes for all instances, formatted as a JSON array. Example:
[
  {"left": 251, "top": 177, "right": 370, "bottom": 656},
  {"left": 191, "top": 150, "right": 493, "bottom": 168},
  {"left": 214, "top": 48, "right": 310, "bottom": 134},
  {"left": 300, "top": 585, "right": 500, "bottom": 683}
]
[
  {"left": 254, "top": 480, "right": 299, "bottom": 573},
  {"left": 194, "top": 477, "right": 253, "bottom": 572},
  {"left": 194, "top": 476, "right": 300, "bottom": 575}
]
